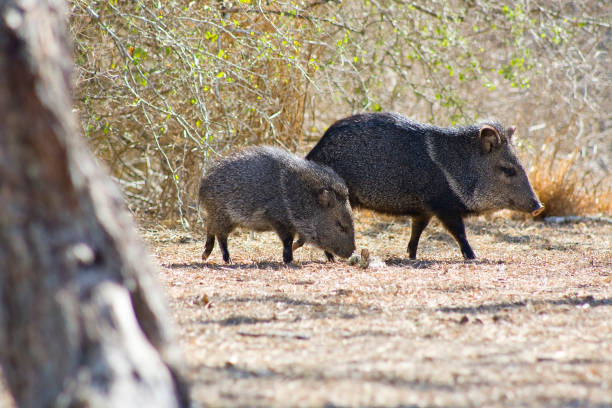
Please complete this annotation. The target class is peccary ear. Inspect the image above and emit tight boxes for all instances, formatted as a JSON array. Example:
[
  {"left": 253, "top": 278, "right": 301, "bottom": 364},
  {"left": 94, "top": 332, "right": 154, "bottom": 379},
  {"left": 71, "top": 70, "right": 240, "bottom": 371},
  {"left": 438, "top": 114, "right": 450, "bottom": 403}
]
[
  {"left": 318, "top": 189, "right": 334, "bottom": 208},
  {"left": 507, "top": 126, "right": 516, "bottom": 140},
  {"left": 479, "top": 125, "right": 501, "bottom": 154}
]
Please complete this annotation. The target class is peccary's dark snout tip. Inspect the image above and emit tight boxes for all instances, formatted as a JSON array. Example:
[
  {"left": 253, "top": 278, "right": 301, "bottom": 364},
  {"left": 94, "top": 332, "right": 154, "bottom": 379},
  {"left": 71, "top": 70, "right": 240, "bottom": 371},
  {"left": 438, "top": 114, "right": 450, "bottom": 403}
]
[
  {"left": 338, "top": 251, "right": 353, "bottom": 259},
  {"left": 531, "top": 202, "right": 545, "bottom": 216},
  {"left": 337, "top": 246, "right": 356, "bottom": 259}
]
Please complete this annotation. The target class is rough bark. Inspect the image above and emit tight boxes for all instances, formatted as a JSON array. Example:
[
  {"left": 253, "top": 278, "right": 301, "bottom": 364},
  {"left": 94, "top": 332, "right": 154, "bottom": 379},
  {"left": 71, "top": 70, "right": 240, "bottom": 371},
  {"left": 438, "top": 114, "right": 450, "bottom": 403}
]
[{"left": 0, "top": 1, "right": 189, "bottom": 406}]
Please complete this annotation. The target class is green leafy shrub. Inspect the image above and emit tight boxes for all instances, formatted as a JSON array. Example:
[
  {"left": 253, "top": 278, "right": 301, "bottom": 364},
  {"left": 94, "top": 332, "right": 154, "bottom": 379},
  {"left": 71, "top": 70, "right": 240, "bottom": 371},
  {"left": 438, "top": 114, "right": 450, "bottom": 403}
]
[{"left": 70, "top": 1, "right": 611, "bottom": 224}]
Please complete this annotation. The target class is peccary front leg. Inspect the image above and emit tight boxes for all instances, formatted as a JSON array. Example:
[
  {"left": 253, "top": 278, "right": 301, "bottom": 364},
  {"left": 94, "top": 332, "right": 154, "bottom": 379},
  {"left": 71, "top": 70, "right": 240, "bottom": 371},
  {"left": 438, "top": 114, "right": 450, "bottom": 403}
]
[
  {"left": 218, "top": 235, "right": 231, "bottom": 263},
  {"left": 437, "top": 214, "right": 476, "bottom": 260},
  {"left": 274, "top": 225, "right": 295, "bottom": 264},
  {"left": 408, "top": 214, "right": 432, "bottom": 259},
  {"left": 282, "top": 235, "right": 295, "bottom": 264},
  {"left": 325, "top": 251, "right": 335, "bottom": 262},
  {"left": 202, "top": 234, "right": 215, "bottom": 261}
]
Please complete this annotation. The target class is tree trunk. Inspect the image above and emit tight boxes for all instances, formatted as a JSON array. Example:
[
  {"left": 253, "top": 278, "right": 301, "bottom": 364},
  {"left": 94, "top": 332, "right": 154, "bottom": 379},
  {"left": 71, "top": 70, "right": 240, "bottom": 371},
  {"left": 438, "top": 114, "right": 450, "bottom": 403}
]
[{"left": 0, "top": 1, "right": 189, "bottom": 406}]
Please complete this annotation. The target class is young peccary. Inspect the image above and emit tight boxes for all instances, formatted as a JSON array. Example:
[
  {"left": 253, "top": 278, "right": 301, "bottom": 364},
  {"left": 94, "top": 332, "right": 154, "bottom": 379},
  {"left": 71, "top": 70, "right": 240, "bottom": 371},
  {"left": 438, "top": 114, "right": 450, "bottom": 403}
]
[
  {"left": 306, "top": 112, "right": 544, "bottom": 260},
  {"left": 199, "top": 146, "right": 355, "bottom": 264}
]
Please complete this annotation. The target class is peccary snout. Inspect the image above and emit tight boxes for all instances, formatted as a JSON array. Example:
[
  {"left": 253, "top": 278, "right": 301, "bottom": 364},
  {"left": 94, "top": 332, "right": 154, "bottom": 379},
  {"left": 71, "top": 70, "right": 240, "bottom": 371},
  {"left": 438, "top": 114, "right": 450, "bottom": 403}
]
[
  {"left": 199, "top": 146, "right": 355, "bottom": 264},
  {"left": 308, "top": 188, "right": 356, "bottom": 259},
  {"left": 512, "top": 194, "right": 544, "bottom": 216},
  {"left": 531, "top": 202, "right": 545, "bottom": 216}
]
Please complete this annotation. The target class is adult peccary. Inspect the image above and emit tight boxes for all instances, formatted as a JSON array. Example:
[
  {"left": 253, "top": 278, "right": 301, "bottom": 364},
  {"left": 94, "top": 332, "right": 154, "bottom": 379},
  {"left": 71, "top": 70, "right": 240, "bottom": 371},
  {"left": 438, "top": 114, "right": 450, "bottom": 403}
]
[
  {"left": 199, "top": 146, "right": 355, "bottom": 264},
  {"left": 306, "top": 112, "right": 544, "bottom": 260}
]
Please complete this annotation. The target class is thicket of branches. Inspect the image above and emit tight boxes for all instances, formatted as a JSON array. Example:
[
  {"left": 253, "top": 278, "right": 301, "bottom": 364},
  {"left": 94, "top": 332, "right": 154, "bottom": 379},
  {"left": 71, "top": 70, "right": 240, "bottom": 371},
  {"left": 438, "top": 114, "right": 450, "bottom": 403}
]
[{"left": 70, "top": 1, "right": 611, "bottom": 224}]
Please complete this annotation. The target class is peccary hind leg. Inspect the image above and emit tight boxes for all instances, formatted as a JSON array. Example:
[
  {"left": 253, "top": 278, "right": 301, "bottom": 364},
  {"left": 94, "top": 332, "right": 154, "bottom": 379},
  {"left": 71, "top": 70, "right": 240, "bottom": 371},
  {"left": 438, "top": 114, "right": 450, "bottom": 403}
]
[
  {"left": 201, "top": 234, "right": 215, "bottom": 261},
  {"left": 437, "top": 214, "right": 476, "bottom": 260},
  {"left": 408, "top": 214, "right": 432, "bottom": 259},
  {"left": 325, "top": 251, "right": 335, "bottom": 262},
  {"left": 282, "top": 235, "right": 295, "bottom": 264},
  {"left": 218, "top": 235, "right": 231, "bottom": 263}
]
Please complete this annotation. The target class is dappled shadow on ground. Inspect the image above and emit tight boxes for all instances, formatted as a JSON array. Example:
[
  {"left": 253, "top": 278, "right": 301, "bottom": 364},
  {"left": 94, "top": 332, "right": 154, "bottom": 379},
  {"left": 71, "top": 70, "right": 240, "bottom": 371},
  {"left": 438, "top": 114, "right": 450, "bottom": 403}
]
[
  {"left": 384, "top": 257, "right": 505, "bottom": 268},
  {"left": 166, "top": 257, "right": 509, "bottom": 271},
  {"left": 464, "top": 218, "right": 582, "bottom": 253},
  {"left": 215, "top": 315, "right": 277, "bottom": 326},
  {"left": 197, "top": 293, "right": 381, "bottom": 326},
  {"left": 436, "top": 295, "right": 612, "bottom": 315},
  {"left": 493, "top": 231, "right": 538, "bottom": 244},
  {"left": 491, "top": 230, "right": 577, "bottom": 252},
  {"left": 201, "top": 295, "right": 612, "bottom": 327},
  {"left": 549, "top": 401, "right": 612, "bottom": 408},
  {"left": 194, "top": 359, "right": 610, "bottom": 404},
  {"left": 190, "top": 362, "right": 610, "bottom": 408},
  {"left": 194, "top": 362, "right": 461, "bottom": 392},
  {"left": 156, "top": 218, "right": 612, "bottom": 408},
  {"left": 163, "top": 260, "right": 327, "bottom": 270},
  {"left": 218, "top": 294, "right": 324, "bottom": 308}
]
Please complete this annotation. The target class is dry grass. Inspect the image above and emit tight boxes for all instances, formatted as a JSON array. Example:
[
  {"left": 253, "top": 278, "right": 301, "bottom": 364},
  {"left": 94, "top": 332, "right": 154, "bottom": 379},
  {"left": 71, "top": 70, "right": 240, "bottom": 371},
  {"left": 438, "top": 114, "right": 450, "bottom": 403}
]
[
  {"left": 528, "top": 150, "right": 612, "bottom": 218},
  {"left": 2, "top": 212, "right": 610, "bottom": 407}
]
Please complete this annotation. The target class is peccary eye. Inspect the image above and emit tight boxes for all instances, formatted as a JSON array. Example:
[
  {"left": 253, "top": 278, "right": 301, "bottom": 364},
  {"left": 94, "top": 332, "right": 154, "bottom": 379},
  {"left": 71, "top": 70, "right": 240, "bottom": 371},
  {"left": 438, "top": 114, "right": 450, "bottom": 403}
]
[
  {"left": 336, "top": 221, "right": 347, "bottom": 233},
  {"left": 500, "top": 166, "right": 517, "bottom": 177}
]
